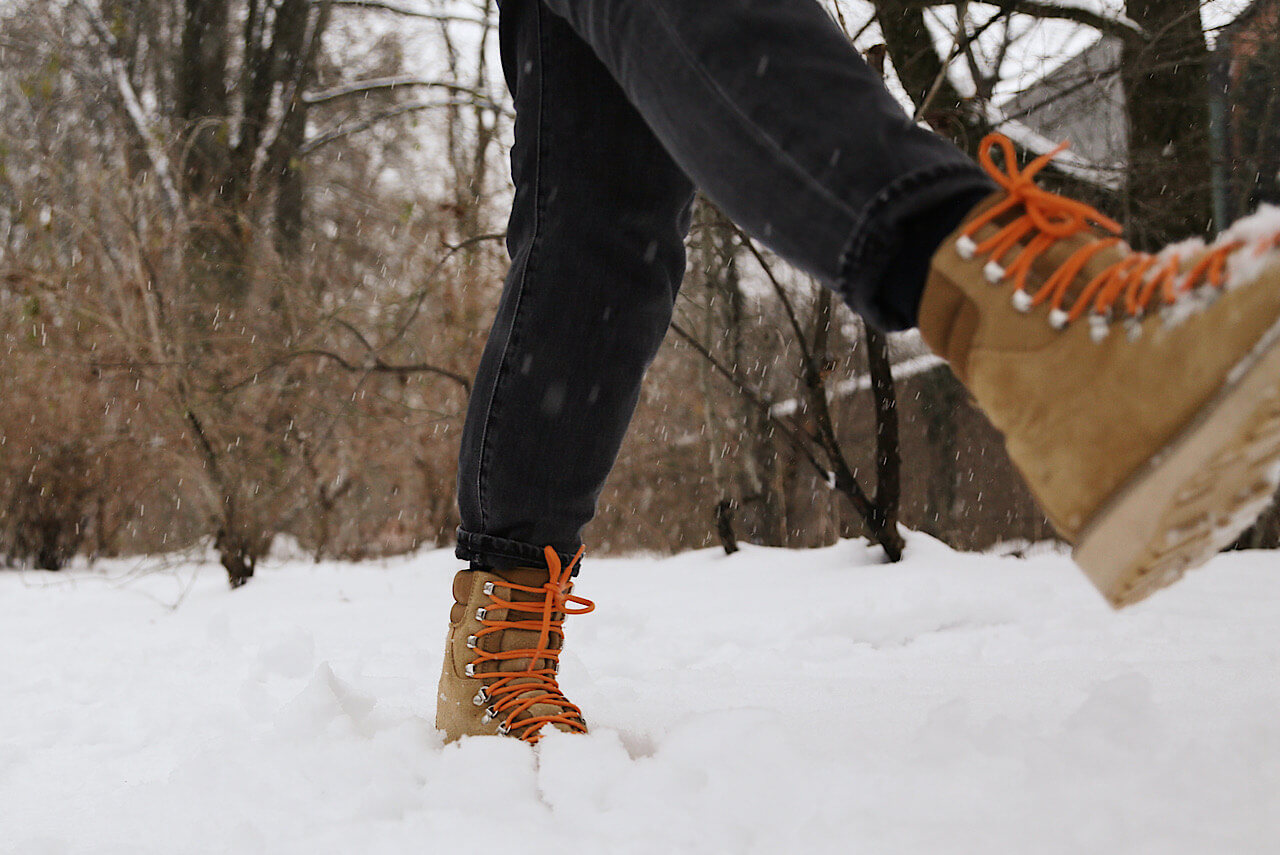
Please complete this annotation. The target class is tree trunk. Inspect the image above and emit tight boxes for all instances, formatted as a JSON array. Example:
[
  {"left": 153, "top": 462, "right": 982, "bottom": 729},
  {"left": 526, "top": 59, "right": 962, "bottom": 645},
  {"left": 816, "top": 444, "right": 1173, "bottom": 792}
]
[
  {"left": 178, "top": 0, "right": 231, "bottom": 196},
  {"left": 270, "top": 0, "right": 332, "bottom": 256},
  {"left": 1120, "top": 0, "right": 1213, "bottom": 246},
  {"left": 919, "top": 367, "right": 964, "bottom": 538},
  {"left": 864, "top": 323, "right": 906, "bottom": 559},
  {"left": 871, "top": 1, "right": 985, "bottom": 153},
  {"left": 715, "top": 499, "right": 740, "bottom": 554},
  {"left": 216, "top": 525, "right": 266, "bottom": 588}
]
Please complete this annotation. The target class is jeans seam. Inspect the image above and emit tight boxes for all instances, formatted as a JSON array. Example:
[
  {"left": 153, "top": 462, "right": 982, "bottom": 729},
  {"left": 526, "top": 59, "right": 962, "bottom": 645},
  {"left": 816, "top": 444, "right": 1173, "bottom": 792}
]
[
  {"left": 635, "top": 0, "right": 859, "bottom": 222},
  {"left": 475, "top": 2, "right": 549, "bottom": 534}
]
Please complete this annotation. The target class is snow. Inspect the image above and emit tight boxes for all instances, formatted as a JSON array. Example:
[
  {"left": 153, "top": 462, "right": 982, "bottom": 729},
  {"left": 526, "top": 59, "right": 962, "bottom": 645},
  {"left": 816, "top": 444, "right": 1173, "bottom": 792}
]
[
  {"left": 1223, "top": 205, "right": 1280, "bottom": 290},
  {"left": 4, "top": 533, "right": 1280, "bottom": 853},
  {"left": 770, "top": 353, "right": 947, "bottom": 418}
]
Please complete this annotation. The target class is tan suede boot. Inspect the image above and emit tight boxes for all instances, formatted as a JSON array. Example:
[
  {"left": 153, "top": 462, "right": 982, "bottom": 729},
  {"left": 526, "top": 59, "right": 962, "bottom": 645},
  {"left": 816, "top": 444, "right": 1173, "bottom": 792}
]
[
  {"left": 436, "top": 546, "right": 593, "bottom": 743},
  {"left": 920, "top": 134, "right": 1280, "bottom": 608}
]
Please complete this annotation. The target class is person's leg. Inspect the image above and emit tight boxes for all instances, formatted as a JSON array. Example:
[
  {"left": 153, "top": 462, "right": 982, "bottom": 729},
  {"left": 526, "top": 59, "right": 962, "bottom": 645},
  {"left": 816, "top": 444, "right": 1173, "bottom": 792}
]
[
  {"left": 528, "top": 0, "right": 1280, "bottom": 609},
  {"left": 444, "top": 0, "right": 696, "bottom": 743},
  {"left": 455, "top": 0, "right": 695, "bottom": 573},
  {"left": 536, "top": 0, "right": 994, "bottom": 332},
  {"left": 458, "top": 0, "right": 994, "bottom": 574}
]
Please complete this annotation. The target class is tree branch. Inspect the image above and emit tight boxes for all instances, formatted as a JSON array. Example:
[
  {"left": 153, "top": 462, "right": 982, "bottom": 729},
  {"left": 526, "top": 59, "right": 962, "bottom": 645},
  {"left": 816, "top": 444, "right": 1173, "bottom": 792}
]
[
  {"left": 71, "top": 0, "right": 185, "bottom": 220},
  {"left": 670, "top": 320, "right": 880, "bottom": 524},
  {"left": 670, "top": 321, "right": 828, "bottom": 475},
  {"left": 737, "top": 231, "right": 819, "bottom": 374},
  {"left": 912, "top": 8, "right": 1013, "bottom": 122},
  {"left": 300, "top": 98, "right": 505, "bottom": 156},
  {"left": 222, "top": 348, "right": 472, "bottom": 393},
  {"left": 386, "top": 232, "right": 508, "bottom": 344},
  {"left": 325, "top": 0, "right": 491, "bottom": 25},
  {"left": 735, "top": 233, "right": 873, "bottom": 514},
  {"left": 924, "top": 0, "right": 1145, "bottom": 41},
  {"left": 303, "top": 76, "right": 500, "bottom": 107}
]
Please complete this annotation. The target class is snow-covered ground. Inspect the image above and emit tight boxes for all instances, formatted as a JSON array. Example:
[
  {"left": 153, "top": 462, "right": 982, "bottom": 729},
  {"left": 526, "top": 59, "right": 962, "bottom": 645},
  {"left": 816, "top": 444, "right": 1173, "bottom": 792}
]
[{"left": 3, "top": 534, "right": 1278, "bottom": 854}]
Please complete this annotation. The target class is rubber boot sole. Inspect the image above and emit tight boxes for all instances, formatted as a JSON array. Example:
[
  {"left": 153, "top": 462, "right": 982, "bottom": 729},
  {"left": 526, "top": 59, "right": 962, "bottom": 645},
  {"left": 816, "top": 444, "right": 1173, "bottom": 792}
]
[{"left": 1075, "top": 313, "right": 1280, "bottom": 608}]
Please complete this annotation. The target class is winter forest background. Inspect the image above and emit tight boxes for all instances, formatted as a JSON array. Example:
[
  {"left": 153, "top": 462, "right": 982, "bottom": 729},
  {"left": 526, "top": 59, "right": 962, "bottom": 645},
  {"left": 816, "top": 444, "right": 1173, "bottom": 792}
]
[{"left": 3, "top": 0, "right": 1280, "bottom": 583}]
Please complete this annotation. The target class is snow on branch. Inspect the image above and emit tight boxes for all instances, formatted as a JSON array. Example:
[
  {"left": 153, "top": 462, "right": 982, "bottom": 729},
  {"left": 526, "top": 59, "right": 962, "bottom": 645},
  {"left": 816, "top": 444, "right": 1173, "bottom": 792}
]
[
  {"left": 71, "top": 0, "right": 185, "bottom": 221},
  {"left": 324, "top": 0, "right": 491, "bottom": 26},
  {"left": 303, "top": 76, "right": 501, "bottom": 109},
  {"left": 769, "top": 354, "right": 948, "bottom": 419},
  {"left": 904, "top": 0, "right": 1144, "bottom": 41},
  {"left": 970, "top": 0, "right": 1144, "bottom": 40}
]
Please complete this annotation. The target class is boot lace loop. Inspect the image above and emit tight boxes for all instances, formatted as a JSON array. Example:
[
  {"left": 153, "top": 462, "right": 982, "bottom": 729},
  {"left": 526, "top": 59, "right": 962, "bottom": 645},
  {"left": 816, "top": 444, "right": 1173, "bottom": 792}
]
[
  {"left": 471, "top": 545, "right": 593, "bottom": 743},
  {"left": 962, "top": 134, "right": 1249, "bottom": 332}
]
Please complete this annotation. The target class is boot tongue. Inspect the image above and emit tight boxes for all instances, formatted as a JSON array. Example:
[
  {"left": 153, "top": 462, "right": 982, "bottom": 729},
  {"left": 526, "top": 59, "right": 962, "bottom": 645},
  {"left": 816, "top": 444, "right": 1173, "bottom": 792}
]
[
  {"left": 488, "top": 566, "right": 564, "bottom": 675},
  {"left": 980, "top": 202, "right": 1129, "bottom": 312},
  {"left": 499, "top": 566, "right": 557, "bottom": 589},
  {"left": 480, "top": 565, "right": 585, "bottom": 738}
]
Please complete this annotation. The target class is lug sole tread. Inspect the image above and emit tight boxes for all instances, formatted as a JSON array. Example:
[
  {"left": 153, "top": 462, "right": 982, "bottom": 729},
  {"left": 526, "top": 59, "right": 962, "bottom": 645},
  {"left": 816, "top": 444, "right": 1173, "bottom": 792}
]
[{"left": 1074, "top": 329, "right": 1280, "bottom": 608}]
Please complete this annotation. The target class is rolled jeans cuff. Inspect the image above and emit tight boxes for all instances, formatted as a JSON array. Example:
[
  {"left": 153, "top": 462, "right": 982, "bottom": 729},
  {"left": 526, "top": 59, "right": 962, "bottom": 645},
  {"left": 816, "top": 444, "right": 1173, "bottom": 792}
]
[
  {"left": 455, "top": 527, "right": 583, "bottom": 573},
  {"left": 838, "top": 162, "right": 996, "bottom": 331}
]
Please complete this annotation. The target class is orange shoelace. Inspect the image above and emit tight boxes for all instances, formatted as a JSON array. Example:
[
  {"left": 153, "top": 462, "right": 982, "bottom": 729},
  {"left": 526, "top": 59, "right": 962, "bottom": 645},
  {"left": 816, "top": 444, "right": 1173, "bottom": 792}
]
[
  {"left": 469, "top": 545, "right": 594, "bottom": 743},
  {"left": 960, "top": 133, "right": 1248, "bottom": 336}
]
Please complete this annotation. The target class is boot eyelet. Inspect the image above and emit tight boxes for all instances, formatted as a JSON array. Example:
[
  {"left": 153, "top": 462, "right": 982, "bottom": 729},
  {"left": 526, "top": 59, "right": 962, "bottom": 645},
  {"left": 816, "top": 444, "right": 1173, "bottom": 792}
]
[
  {"left": 1011, "top": 289, "right": 1033, "bottom": 312},
  {"left": 1048, "top": 308, "right": 1069, "bottom": 330},
  {"left": 1089, "top": 313, "right": 1111, "bottom": 342},
  {"left": 464, "top": 663, "right": 477, "bottom": 677},
  {"left": 466, "top": 635, "right": 478, "bottom": 649},
  {"left": 482, "top": 581, "right": 495, "bottom": 595},
  {"left": 1124, "top": 317, "right": 1144, "bottom": 341},
  {"left": 472, "top": 688, "right": 489, "bottom": 706},
  {"left": 482, "top": 706, "right": 499, "bottom": 724},
  {"left": 497, "top": 720, "right": 511, "bottom": 735},
  {"left": 984, "top": 261, "right": 1005, "bottom": 283},
  {"left": 1194, "top": 284, "right": 1222, "bottom": 307},
  {"left": 956, "top": 235, "right": 977, "bottom": 259},
  {"left": 475, "top": 607, "right": 487, "bottom": 620}
]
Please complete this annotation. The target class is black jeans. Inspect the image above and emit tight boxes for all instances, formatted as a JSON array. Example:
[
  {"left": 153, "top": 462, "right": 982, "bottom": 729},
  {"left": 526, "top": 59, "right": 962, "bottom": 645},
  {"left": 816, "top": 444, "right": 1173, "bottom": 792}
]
[{"left": 456, "top": 0, "right": 994, "bottom": 570}]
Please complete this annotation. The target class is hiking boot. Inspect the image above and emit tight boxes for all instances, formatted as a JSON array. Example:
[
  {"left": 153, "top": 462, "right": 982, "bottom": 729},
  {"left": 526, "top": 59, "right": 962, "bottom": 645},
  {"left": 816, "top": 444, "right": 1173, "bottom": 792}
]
[
  {"left": 436, "top": 545, "right": 594, "bottom": 743},
  {"left": 920, "top": 134, "right": 1280, "bottom": 608}
]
